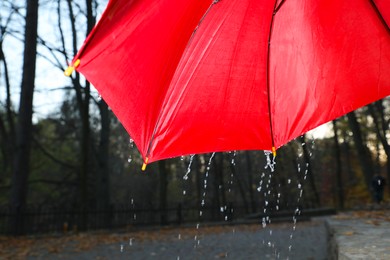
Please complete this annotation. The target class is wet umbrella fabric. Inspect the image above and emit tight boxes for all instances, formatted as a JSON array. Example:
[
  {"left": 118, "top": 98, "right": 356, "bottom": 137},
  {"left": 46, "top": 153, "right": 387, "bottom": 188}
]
[{"left": 66, "top": 0, "right": 390, "bottom": 165}]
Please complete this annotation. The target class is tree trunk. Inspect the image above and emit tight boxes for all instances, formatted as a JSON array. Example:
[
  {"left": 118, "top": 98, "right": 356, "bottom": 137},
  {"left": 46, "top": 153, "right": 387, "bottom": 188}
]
[
  {"left": 158, "top": 160, "right": 168, "bottom": 225},
  {"left": 9, "top": 0, "right": 39, "bottom": 235},
  {"left": 245, "top": 152, "right": 257, "bottom": 213},
  {"left": 213, "top": 153, "right": 226, "bottom": 219},
  {"left": 65, "top": 0, "right": 95, "bottom": 230},
  {"left": 347, "top": 111, "right": 374, "bottom": 193},
  {"left": 368, "top": 102, "right": 390, "bottom": 195},
  {"left": 96, "top": 100, "right": 110, "bottom": 209},
  {"left": 332, "top": 120, "right": 344, "bottom": 209},
  {"left": 0, "top": 40, "right": 15, "bottom": 175}
]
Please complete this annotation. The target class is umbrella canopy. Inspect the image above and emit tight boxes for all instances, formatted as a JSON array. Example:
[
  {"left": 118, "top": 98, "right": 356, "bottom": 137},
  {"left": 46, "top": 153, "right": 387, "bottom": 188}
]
[{"left": 66, "top": 0, "right": 390, "bottom": 166}]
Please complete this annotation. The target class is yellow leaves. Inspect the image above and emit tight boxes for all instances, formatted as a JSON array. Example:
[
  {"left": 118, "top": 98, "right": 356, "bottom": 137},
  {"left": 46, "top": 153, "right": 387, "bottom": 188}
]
[
  {"left": 0, "top": 224, "right": 262, "bottom": 259},
  {"left": 343, "top": 231, "right": 355, "bottom": 236}
]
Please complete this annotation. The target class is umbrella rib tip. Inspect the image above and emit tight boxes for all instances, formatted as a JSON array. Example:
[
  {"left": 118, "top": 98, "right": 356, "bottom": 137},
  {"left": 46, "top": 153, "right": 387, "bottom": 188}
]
[
  {"left": 64, "top": 59, "right": 81, "bottom": 77},
  {"left": 272, "top": 146, "right": 277, "bottom": 157},
  {"left": 141, "top": 157, "right": 149, "bottom": 171}
]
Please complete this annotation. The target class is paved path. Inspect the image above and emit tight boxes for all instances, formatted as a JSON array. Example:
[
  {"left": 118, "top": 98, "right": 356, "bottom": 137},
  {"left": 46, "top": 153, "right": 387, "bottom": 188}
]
[
  {"left": 327, "top": 210, "right": 390, "bottom": 260},
  {"left": 21, "top": 220, "right": 328, "bottom": 260}
]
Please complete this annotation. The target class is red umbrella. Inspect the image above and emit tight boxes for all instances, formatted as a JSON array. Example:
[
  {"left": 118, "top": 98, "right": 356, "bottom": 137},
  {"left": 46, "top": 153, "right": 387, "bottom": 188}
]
[{"left": 65, "top": 0, "right": 390, "bottom": 168}]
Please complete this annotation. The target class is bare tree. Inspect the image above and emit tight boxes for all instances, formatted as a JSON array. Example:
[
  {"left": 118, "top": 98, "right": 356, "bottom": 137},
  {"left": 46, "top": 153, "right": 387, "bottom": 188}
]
[
  {"left": 368, "top": 101, "right": 390, "bottom": 194},
  {"left": 347, "top": 111, "right": 375, "bottom": 192},
  {"left": 9, "top": 0, "right": 39, "bottom": 235},
  {"left": 332, "top": 119, "right": 344, "bottom": 209}
]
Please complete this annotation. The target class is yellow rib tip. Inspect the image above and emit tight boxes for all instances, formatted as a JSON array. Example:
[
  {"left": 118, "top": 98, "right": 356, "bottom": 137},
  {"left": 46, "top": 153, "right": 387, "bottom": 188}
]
[
  {"left": 141, "top": 157, "right": 149, "bottom": 171},
  {"left": 64, "top": 59, "right": 80, "bottom": 77},
  {"left": 272, "top": 147, "right": 277, "bottom": 157}
]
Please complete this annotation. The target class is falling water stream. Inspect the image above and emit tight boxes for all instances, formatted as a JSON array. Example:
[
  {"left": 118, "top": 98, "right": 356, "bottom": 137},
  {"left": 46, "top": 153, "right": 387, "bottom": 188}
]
[
  {"left": 121, "top": 135, "right": 315, "bottom": 258},
  {"left": 194, "top": 152, "right": 216, "bottom": 248},
  {"left": 127, "top": 138, "right": 135, "bottom": 164}
]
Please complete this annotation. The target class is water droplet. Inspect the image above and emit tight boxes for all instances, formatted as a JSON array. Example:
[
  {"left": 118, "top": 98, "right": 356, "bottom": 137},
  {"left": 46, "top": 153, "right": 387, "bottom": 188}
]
[
  {"left": 129, "top": 238, "right": 134, "bottom": 246},
  {"left": 183, "top": 190, "right": 186, "bottom": 195},
  {"left": 262, "top": 218, "right": 267, "bottom": 228},
  {"left": 120, "top": 244, "right": 124, "bottom": 252},
  {"left": 180, "top": 156, "right": 185, "bottom": 161},
  {"left": 264, "top": 151, "right": 276, "bottom": 172},
  {"left": 183, "top": 155, "right": 195, "bottom": 180},
  {"left": 220, "top": 207, "right": 224, "bottom": 212},
  {"left": 178, "top": 234, "right": 181, "bottom": 240},
  {"left": 298, "top": 183, "right": 302, "bottom": 189},
  {"left": 288, "top": 179, "right": 291, "bottom": 184}
]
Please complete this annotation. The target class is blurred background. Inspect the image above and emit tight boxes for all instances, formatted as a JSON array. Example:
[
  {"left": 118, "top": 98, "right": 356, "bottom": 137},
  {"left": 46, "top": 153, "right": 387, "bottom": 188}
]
[{"left": 1, "top": 0, "right": 389, "bottom": 236}]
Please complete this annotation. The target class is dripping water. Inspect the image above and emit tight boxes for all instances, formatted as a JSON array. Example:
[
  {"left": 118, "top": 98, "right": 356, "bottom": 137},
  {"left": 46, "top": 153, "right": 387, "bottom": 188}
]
[
  {"left": 183, "top": 155, "right": 195, "bottom": 181},
  {"left": 261, "top": 151, "right": 277, "bottom": 253},
  {"left": 130, "top": 198, "right": 136, "bottom": 221},
  {"left": 288, "top": 136, "right": 315, "bottom": 253},
  {"left": 127, "top": 138, "right": 135, "bottom": 164},
  {"left": 195, "top": 152, "right": 215, "bottom": 248}
]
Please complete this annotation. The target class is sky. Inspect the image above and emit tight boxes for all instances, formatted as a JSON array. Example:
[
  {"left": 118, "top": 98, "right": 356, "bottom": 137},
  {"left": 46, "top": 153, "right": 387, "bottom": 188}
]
[{"left": 1, "top": 0, "right": 104, "bottom": 121}]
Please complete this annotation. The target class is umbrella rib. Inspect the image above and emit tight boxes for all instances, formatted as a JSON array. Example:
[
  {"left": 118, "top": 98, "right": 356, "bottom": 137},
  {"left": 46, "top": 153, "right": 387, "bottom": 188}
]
[
  {"left": 275, "top": 0, "right": 287, "bottom": 13},
  {"left": 369, "top": 0, "right": 390, "bottom": 34},
  {"left": 266, "top": 0, "right": 280, "bottom": 156}
]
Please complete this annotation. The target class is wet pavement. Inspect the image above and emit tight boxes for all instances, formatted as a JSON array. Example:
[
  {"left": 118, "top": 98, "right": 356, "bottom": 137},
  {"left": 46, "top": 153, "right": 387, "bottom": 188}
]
[
  {"left": 1, "top": 220, "right": 329, "bottom": 260},
  {"left": 51, "top": 221, "right": 328, "bottom": 260},
  {"left": 4, "top": 210, "right": 390, "bottom": 260}
]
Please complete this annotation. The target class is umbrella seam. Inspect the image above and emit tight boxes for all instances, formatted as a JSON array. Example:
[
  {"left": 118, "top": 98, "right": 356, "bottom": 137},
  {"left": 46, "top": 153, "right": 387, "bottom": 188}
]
[{"left": 266, "top": 0, "right": 280, "bottom": 152}]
